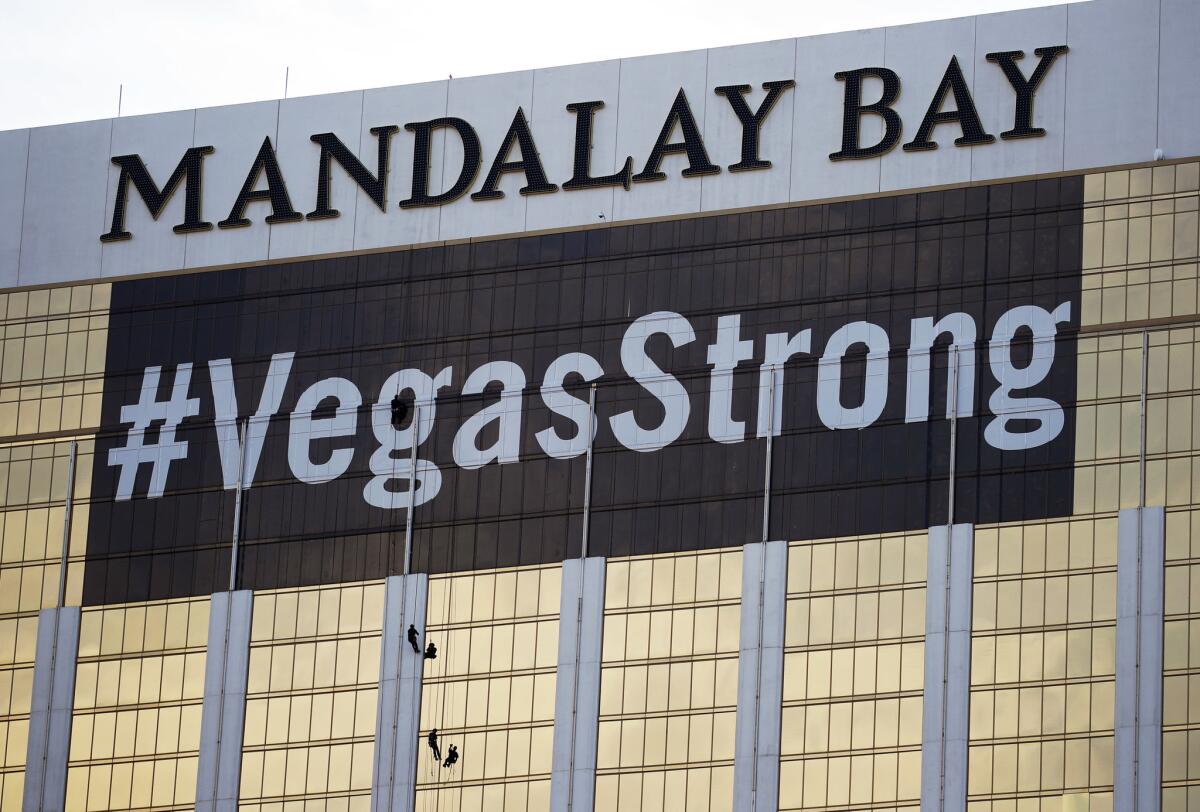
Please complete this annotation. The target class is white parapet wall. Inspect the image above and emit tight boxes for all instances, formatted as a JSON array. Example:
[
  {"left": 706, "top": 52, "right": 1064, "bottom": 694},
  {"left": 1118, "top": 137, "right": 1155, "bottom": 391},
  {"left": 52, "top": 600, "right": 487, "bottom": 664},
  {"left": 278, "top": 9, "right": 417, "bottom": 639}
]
[
  {"left": 1115, "top": 507, "right": 1165, "bottom": 812},
  {"left": 0, "top": 0, "right": 1195, "bottom": 290},
  {"left": 372, "top": 574, "right": 430, "bottom": 812},
  {"left": 195, "top": 590, "right": 254, "bottom": 812},
  {"left": 733, "top": 539, "right": 788, "bottom": 812},
  {"left": 22, "top": 606, "right": 81, "bottom": 812},
  {"left": 921, "top": 523, "right": 975, "bottom": 812},
  {"left": 550, "top": 556, "right": 606, "bottom": 812}
]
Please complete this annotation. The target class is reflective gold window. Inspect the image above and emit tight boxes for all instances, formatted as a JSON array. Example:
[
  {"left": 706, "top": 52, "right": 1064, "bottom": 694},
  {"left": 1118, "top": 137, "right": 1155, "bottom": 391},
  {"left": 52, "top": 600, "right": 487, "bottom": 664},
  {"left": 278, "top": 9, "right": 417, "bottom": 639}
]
[
  {"left": 968, "top": 520, "right": 1116, "bottom": 810},
  {"left": 1077, "top": 162, "right": 1200, "bottom": 811},
  {"left": 0, "top": 282, "right": 109, "bottom": 808},
  {"left": 0, "top": 285, "right": 110, "bottom": 438},
  {"left": 595, "top": 549, "right": 741, "bottom": 812},
  {"left": 238, "top": 581, "right": 384, "bottom": 810},
  {"left": 415, "top": 563, "right": 561, "bottom": 812},
  {"left": 0, "top": 588, "right": 38, "bottom": 808},
  {"left": 1162, "top": 509, "right": 1200, "bottom": 811},
  {"left": 66, "top": 597, "right": 209, "bottom": 811},
  {"left": 779, "top": 531, "right": 925, "bottom": 811}
]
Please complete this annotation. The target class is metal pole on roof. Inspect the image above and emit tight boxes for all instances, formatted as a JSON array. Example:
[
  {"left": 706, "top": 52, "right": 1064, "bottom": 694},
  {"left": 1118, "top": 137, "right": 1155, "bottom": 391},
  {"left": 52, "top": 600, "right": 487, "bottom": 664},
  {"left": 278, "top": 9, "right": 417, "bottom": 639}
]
[
  {"left": 580, "top": 384, "right": 597, "bottom": 560},
  {"left": 947, "top": 347, "right": 959, "bottom": 527},
  {"left": 56, "top": 440, "right": 78, "bottom": 608},
  {"left": 229, "top": 419, "right": 248, "bottom": 592},
  {"left": 403, "top": 405, "right": 420, "bottom": 576},
  {"left": 1139, "top": 330, "right": 1149, "bottom": 508},
  {"left": 761, "top": 366, "right": 776, "bottom": 544}
]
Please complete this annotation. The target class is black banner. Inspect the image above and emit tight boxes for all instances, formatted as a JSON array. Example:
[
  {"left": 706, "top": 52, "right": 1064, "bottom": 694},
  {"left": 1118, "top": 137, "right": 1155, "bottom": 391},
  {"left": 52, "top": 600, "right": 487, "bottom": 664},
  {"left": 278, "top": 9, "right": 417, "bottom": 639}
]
[{"left": 84, "top": 177, "right": 1083, "bottom": 604}]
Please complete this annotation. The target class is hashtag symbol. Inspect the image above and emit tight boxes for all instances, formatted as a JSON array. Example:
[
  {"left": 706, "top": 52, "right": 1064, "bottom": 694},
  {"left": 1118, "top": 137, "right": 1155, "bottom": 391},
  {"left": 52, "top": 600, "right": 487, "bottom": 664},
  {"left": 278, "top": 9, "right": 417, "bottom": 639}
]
[{"left": 108, "top": 364, "right": 201, "bottom": 501}]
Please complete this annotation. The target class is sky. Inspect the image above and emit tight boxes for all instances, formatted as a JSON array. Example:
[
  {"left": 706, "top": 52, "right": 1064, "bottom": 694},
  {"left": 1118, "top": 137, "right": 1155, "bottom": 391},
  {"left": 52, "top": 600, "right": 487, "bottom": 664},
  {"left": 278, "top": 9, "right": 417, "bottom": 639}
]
[{"left": 0, "top": 0, "right": 1077, "bottom": 132}]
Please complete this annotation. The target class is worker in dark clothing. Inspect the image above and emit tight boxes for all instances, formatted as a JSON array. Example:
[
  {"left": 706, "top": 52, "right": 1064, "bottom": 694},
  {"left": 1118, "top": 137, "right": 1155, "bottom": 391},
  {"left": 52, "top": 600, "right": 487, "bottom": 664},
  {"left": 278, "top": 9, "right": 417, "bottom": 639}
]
[
  {"left": 407, "top": 624, "right": 420, "bottom": 654},
  {"left": 424, "top": 641, "right": 437, "bottom": 660},
  {"left": 442, "top": 744, "right": 459, "bottom": 769},
  {"left": 391, "top": 395, "right": 407, "bottom": 430},
  {"left": 428, "top": 728, "right": 441, "bottom": 762}
]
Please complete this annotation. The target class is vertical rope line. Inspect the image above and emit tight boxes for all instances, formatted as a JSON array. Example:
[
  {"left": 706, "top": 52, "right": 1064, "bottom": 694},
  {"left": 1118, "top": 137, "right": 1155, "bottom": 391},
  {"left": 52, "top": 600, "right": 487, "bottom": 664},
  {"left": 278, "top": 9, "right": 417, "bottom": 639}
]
[{"left": 387, "top": 402, "right": 423, "bottom": 811}]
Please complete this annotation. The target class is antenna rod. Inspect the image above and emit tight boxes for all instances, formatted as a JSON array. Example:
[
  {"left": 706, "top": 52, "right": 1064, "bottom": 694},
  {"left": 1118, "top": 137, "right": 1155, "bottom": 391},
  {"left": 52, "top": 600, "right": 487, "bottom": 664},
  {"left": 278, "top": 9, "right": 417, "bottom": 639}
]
[
  {"left": 581, "top": 385, "right": 597, "bottom": 560},
  {"left": 229, "top": 419, "right": 248, "bottom": 592},
  {"left": 57, "top": 440, "right": 78, "bottom": 608},
  {"left": 403, "top": 405, "right": 420, "bottom": 575}
]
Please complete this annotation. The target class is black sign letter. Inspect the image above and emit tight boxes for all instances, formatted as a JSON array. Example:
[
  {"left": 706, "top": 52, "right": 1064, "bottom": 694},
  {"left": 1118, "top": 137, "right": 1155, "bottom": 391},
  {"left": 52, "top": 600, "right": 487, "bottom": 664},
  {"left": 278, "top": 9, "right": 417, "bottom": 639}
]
[
  {"left": 714, "top": 80, "right": 795, "bottom": 171},
  {"left": 308, "top": 125, "right": 399, "bottom": 219},
  {"left": 471, "top": 108, "right": 558, "bottom": 201},
  {"left": 562, "top": 101, "right": 632, "bottom": 191},
  {"left": 218, "top": 137, "right": 302, "bottom": 229},
  {"left": 829, "top": 68, "right": 903, "bottom": 161},
  {"left": 101, "top": 146, "right": 214, "bottom": 242},
  {"left": 399, "top": 118, "right": 481, "bottom": 208},
  {"left": 632, "top": 89, "right": 719, "bottom": 183},
  {"left": 986, "top": 46, "right": 1069, "bottom": 139},
  {"left": 903, "top": 56, "right": 995, "bottom": 152}
]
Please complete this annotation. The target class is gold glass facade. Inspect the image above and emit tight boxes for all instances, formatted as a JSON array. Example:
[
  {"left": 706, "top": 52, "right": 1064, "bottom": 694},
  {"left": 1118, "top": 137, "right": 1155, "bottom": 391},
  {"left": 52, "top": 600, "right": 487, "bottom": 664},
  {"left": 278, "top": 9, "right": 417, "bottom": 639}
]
[
  {"left": 1080, "top": 163, "right": 1200, "bottom": 812},
  {"left": 594, "top": 549, "right": 741, "bottom": 812},
  {"left": 415, "top": 564, "right": 561, "bottom": 811},
  {"left": 0, "top": 602, "right": 35, "bottom": 808},
  {"left": 778, "top": 531, "right": 926, "bottom": 811},
  {"left": 1164, "top": 510, "right": 1200, "bottom": 811},
  {"left": 967, "top": 519, "right": 1117, "bottom": 810},
  {"left": 1, "top": 163, "right": 1198, "bottom": 809},
  {"left": 0, "top": 284, "right": 108, "bottom": 808},
  {"left": 239, "top": 582, "right": 384, "bottom": 811},
  {"left": 66, "top": 597, "right": 209, "bottom": 810}
]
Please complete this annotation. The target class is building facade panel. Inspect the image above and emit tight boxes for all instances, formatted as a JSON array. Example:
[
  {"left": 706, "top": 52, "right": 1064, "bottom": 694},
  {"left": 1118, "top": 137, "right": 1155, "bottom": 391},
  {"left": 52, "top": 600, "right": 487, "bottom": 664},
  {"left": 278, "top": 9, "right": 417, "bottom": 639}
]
[
  {"left": 70, "top": 175, "right": 1083, "bottom": 603},
  {"left": 595, "top": 549, "right": 741, "bottom": 812},
  {"left": 0, "top": 1, "right": 1196, "bottom": 809},
  {"left": 415, "top": 563, "right": 561, "bottom": 810},
  {"left": 0, "top": 0, "right": 1191, "bottom": 289}
]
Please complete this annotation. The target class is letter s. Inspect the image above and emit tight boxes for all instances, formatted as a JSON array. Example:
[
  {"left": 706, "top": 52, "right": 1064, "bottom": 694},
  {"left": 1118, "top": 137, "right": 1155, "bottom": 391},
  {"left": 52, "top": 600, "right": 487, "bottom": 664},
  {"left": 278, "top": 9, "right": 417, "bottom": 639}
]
[
  {"left": 535, "top": 352, "right": 604, "bottom": 460},
  {"left": 609, "top": 311, "right": 694, "bottom": 452}
]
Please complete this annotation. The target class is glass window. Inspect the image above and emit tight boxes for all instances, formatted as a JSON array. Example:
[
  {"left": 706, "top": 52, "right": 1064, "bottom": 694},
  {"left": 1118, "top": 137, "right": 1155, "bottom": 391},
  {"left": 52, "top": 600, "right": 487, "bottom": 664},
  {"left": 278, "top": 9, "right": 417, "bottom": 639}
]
[
  {"left": 239, "top": 582, "right": 384, "bottom": 809},
  {"left": 415, "top": 563, "right": 561, "bottom": 812},
  {"left": 779, "top": 532, "right": 924, "bottom": 811},
  {"left": 595, "top": 549, "right": 740, "bottom": 812}
]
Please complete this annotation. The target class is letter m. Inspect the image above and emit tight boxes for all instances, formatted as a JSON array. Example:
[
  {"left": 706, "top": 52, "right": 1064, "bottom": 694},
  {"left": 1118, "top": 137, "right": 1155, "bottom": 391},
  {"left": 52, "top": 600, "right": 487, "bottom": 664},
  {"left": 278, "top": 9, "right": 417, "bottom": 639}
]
[{"left": 100, "top": 146, "right": 215, "bottom": 242}]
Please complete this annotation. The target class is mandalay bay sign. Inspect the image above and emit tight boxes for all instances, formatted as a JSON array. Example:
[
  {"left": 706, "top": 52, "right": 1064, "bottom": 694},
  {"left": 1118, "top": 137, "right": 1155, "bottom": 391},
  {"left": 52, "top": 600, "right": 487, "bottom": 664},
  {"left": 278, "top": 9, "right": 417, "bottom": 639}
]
[{"left": 97, "top": 48, "right": 1068, "bottom": 243}]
